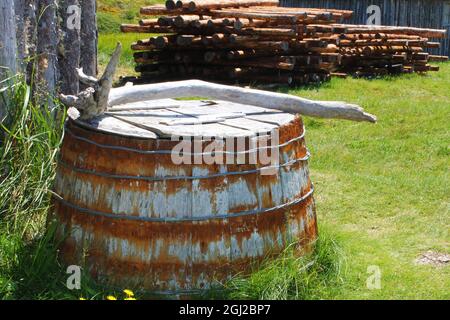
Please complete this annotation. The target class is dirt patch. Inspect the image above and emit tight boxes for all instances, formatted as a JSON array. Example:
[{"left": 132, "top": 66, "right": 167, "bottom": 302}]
[{"left": 415, "top": 251, "right": 450, "bottom": 267}]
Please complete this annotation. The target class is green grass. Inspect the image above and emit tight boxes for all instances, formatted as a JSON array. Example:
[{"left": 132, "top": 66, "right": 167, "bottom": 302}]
[
  {"left": 98, "top": 0, "right": 162, "bottom": 22},
  {"left": 224, "top": 228, "right": 346, "bottom": 300},
  {"left": 0, "top": 79, "right": 70, "bottom": 299},
  {"left": 96, "top": 0, "right": 164, "bottom": 79},
  {"left": 98, "top": 33, "right": 145, "bottom": 78},
  {"left": 98, "top": 0, "right": 163, "bottom": 32},
  {"left": 0, "top": 79, "right": 129, "bottom": 300},
  {"left": 216, "top": 67, "right": 450, "bottom": 300},
  {"left": 288, "top": 67, "right": 450, "bottom": 299}
]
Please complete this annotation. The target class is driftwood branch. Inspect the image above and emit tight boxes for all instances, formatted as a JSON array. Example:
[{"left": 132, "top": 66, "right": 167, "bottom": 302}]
[
  {"left": 109, "top": 80, "right": 377, "bottom": 123},
  {"left": 60, "top": 42, "right": 122, "bottom": 120}
]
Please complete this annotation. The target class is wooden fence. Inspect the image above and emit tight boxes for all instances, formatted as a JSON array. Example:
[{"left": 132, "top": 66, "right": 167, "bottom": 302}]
[{"left": 0, "top": 0, "right": 97, "bottom": 118}]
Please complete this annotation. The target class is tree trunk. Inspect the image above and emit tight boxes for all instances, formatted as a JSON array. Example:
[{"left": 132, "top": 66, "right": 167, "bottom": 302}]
[
  {"left": 59, "top": 0, "right": 81, "bottom": 95},
  {"left": 80, "top": 0, "right": 97, "bottom": 77},
  {"left": 0, "top": 0, "right": 18, "bottom": 122},
  {"left": 36, "top": 0, "right": 58, "bottom": 106}
]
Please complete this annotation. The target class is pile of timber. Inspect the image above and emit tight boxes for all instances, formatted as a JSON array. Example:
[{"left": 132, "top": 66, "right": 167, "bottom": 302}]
[
  {"left": 331, "top": 24, "right": 448, "bottom": 76},
  {"left": 121, "top": 0, "right": 448, "bottom": 86}
]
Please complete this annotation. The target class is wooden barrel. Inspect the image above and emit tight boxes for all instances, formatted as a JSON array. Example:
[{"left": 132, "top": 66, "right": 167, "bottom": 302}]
[{"left": 52, "top": 98, "right": 318, "bottom": 295}]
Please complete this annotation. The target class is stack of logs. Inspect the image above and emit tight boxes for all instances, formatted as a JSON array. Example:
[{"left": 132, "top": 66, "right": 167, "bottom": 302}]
[
  {"left": 334, "top": 24, "right": 448, "bottom": 77},
  {"left": 121, "top": 0, "right": 448, "bottom": 86}
]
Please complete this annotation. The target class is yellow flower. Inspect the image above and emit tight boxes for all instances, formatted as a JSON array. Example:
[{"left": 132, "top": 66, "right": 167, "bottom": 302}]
[
  {"left": 79, "top": 297, "right": 86, "bottom": 300},
  {"left": 123, "top": 289, "right": 135, "bottom": 297},
  {"left": 106, "top": 295, "right": 117, "bottom": 300},
  {"left": 124, "top": 297, "right": 137, "bottom": 300}
]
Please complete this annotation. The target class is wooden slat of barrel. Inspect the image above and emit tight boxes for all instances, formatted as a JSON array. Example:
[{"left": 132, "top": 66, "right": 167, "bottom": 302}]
[
  {"left": 75, "top": 114, "right": 158, "bottom": 139},
  {"left": 222, "top": 117, "right": 279, "bottom": 132},
  {"left": 110, "top": 111, "right": 256, "bottom": 138},
  {"left": 52, "top": 99, "right": 317, "bottom": 294},
  {"left": 107, "top": 98, "right": 181, "bottom": 112}
]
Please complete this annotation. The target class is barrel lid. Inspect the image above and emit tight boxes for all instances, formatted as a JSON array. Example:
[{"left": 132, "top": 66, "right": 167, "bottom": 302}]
[{"left": 75, "top": 99, "right": 296, "bottom": 139}]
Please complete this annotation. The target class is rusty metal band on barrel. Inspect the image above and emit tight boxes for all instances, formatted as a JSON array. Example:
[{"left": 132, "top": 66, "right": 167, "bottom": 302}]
[
  {"left": 64, "top": 125, "right": 307, "bottom": 155},
  {"left": 58, "top": 150, "right": 310, "bottom": 181},
  {"left": 53, "top": 186, "right": 314, "bottom": 223}
]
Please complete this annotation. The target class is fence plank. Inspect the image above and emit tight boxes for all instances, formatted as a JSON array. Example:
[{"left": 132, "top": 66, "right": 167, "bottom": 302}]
[
  {"left": 36, "top": 0, "right": 59, "bottom": 106},
  {"left": 0, "top": 0, "right": 18, "bottom": 79},
  {"left": 0, "top": 0, "right": 18, "bottom": 122},
  {"left": 14, "top": 0, "right": 26, "bottom": 71},
  {"left": 59, "top": 0, "right": 81, "bottom": 95},
  {"left": 80, "top": 0, "right": 98, "bottom": 77}
]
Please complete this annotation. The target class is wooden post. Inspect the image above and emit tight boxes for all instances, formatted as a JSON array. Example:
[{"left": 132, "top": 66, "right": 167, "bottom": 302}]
[
  {"left": 59, "top": 0, "right": 81, "bottom": 95},
  {"left": 36, "top": 0, "right": 58, "bottom": 106},
  {"left": 23, "top": 0, "right": 37, "bottom": 83},
  {"left": 0, "top": 0, "right": 18, "bottom": 79},
  {"left": 0, "top": 0, "right": 18, "bottom": 122},
  {"left": 80, "top": 0, "right": 98, "bottom": 77},
  {"left": 14, "top": 0, "right": 26, "bottom": 71}
]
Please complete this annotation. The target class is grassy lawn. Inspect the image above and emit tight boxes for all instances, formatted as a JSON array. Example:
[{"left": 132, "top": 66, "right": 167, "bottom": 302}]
[
  {"left": 99, "top": 33, "right": 144, "bottom": 78},
  {"left": 96, "top": 0, "right": 162, "bottom": 79},
  {"left": 97, "top": 0, "right": 163, "bottom": 34},
  {"left": 294, "top": 69, "right": 450, "bottom": 299}
]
